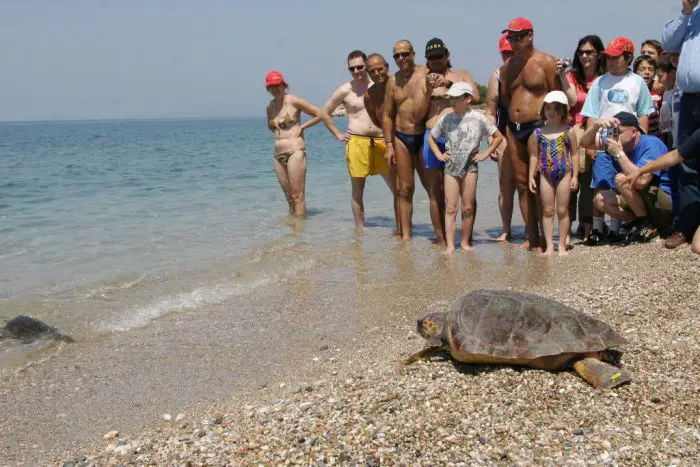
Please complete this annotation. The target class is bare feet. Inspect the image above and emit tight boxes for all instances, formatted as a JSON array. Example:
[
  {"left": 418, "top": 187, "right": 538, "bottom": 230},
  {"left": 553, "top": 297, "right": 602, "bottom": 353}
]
[
  {"left": 519, "top": 240, "right": 531, "bottom": 250},
  {"left": 496, "top": 232, "right": 511, "bottom": 242},
  {"left": 558, "top": 247, "right": 569, "bottom": 256},
  {"left": 460, "top": 243, "right": 474, "bottom": 251},
  {"left": 541, "top": 249, "right": 554, "bottom": 256},
  {"left": 443, "top": 246, "right": 456, "bottom": 255}
]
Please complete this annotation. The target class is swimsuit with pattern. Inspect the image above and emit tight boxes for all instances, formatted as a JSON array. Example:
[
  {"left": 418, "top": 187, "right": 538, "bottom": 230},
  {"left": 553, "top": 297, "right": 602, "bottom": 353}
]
[
  {"left": 536, "top": 127, "right": 571, "bottom": 185},
  {"left": 269, "top": 99, "right": 304, "bottom": 165}
]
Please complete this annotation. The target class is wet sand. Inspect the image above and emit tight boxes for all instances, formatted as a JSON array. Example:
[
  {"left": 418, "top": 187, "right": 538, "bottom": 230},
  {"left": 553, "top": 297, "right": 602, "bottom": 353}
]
[{"left": 2, "top": 230, "right": 699, "bottom": 465}]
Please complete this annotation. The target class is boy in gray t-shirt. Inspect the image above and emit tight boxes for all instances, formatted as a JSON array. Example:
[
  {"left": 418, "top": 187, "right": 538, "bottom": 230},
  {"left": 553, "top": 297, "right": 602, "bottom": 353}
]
[{"left": 427, "top": 81, "right": 504, "bottom": 253}]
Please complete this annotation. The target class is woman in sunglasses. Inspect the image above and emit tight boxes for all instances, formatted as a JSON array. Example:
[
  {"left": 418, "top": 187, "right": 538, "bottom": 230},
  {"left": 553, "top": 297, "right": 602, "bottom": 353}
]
[
  {"left": 565, "top": 35, "right": 606, "bottom": 242},
  {"left": 265, "top": 70, "right": 344, "bottom": 217}
]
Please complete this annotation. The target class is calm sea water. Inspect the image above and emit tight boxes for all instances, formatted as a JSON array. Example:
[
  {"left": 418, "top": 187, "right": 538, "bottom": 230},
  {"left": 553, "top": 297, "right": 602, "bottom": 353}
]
[{"left": 0, "top": 117, "right": 504, "bottom": 337}]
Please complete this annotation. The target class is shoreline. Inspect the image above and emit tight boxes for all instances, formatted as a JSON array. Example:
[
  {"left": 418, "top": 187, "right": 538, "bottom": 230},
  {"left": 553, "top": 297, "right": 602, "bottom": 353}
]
[{"left": 52, "top": 240, "right": 700, "bottom": 466}]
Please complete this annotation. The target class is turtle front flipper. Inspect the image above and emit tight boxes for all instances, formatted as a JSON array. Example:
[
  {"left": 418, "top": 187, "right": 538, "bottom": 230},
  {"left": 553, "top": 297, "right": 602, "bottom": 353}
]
[
  {"left": 573, "top": 357, "right": 632, "bottom": 389},
  {"left": 396, "top": 346, "right": 448, "bottom": 375}
]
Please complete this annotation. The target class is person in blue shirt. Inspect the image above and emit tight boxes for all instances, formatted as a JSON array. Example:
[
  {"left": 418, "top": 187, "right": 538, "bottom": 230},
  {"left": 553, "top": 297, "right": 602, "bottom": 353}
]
[
  {"left": 621, "top": 126, "right": 700, "bottom": 255},
  {"left": 661, "top": 0, "right": 700, "bottom": 248},
  {"left": 580, "top": 36, "right": 656, "bottom": 245},
  {"left": 580, "top": 112, "right": 673, "bottom": 243}
]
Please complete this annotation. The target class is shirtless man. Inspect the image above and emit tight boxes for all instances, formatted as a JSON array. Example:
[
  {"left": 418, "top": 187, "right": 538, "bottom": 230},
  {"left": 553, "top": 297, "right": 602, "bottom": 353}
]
[
  {"left": 312, "top": 50, "right": 395, "bottom": 228},
  {"left": 383, "top": 40, "right": 432, "bottom": 242},
  {"left": 500, "top": 17, "right": 564, "bottom": 250},
  {"left": 422, "top": 38, "right": 481, "bottom": 247},
  {"left": 364, "top": 53, "right": 400, "bottom": 234}
]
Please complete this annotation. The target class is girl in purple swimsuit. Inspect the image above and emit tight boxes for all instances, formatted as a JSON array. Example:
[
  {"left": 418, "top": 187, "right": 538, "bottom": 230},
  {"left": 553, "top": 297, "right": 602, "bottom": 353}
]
[{"left": 527, "top": 91, "right": 580, "bottom": 256}]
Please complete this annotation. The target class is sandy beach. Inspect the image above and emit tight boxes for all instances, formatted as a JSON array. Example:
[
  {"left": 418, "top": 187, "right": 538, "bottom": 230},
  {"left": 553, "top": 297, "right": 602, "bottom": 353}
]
[{"left": 39, "top": 240, "right": 700, "bottom": 466}]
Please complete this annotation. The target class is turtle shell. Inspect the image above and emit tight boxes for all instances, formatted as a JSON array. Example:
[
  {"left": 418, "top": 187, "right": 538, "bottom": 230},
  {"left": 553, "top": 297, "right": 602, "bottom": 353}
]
[{"left": 447, "top": 289, "right": 626, "bottom": 359}]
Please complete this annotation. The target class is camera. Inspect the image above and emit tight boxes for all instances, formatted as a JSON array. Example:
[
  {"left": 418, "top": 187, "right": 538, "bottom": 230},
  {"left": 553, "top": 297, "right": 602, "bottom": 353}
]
[
  {"left": 606, "top": 126, "right": 620, "bottom": 141},
  {"left": 562, "top": 57, "right": 572, "bottom": 69}
]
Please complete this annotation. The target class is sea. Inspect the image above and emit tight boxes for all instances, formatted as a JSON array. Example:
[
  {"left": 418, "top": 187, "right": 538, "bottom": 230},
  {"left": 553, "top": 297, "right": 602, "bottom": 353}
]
[
  {"left": 0, "top": 116, "right": 555, "bottom": 463},
  {"left": 0, "top": 116, "right": 515, "bottom": 340}
]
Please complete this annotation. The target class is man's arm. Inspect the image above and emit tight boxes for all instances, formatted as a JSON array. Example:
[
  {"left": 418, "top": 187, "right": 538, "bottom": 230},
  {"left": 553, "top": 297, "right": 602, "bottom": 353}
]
[
  {"left": 499, "top": 63, "right": 511, "bottom": 108},
  {"left": 291, "top": 95, "right": 345, "bottom": 141},
  {"left": 382, "top": 77, "right": 397, "bottom": 163},
  {"left": 579, "top": 119, "right": 604, "bottom": 150},
  {"left": 484, "top": 71, "right": 499, "bottom": 125},
  {"left": 545, "top": 56, "right": 563, "bottom": 93},
  {"left": 363, "top": 92, "right": 383, "bottom": 129},
  {"left": 661, "top": 1, "right": 695, "bottom": 52},
  {"left": 303, "top": 85, "right": 348, "bottom": 130}
]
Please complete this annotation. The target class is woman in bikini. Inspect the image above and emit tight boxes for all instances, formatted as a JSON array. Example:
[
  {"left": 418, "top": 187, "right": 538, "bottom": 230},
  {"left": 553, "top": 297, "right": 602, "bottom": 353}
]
[
  {"left": 528, "top": 91, "right": 579, "bottom": 256},
  {"left": 265, "top": 70, "right": 344, "bottom": 217}
]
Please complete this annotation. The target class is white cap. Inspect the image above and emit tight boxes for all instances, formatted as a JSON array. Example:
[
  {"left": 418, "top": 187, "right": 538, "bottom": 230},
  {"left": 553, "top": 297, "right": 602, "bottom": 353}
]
[
  {"left": 543, "top": 90, "right": 569, "bottom": 109},
  {"left": 446, "top": 81, "right": 474, "bottom": 98}
]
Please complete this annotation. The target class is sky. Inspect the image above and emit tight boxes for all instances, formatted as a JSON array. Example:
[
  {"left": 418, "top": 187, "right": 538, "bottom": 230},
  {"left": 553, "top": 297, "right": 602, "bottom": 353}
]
[{"left": 0, "top": 0, "right": 681, "bottom": 121}]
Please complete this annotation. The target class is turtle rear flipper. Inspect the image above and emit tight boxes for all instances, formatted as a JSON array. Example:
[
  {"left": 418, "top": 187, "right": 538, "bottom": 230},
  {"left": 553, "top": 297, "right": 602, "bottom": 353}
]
[{"left": 573, "top": 357, "right": 632, "bottom": 389}]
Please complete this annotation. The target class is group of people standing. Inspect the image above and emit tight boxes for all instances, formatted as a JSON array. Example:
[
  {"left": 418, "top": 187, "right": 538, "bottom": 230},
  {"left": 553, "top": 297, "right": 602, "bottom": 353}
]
[{"left": 266, "top": 4, "right": 700, "bottom": 257}]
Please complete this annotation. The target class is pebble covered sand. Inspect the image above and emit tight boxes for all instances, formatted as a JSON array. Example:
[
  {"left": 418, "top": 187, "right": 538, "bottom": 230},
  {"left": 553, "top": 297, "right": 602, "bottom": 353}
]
[{"left": 55, "top": 241, "right": 699, "bottom": 466}]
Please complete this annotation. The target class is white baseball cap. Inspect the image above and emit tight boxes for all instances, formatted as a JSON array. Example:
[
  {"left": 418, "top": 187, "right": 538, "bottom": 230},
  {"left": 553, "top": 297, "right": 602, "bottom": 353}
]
[
  {"left": 446, "top": 81, "right": 474, "bottom": 98},
  {"left": 543, "top": 90, "right": 569, "bottom": 109}
]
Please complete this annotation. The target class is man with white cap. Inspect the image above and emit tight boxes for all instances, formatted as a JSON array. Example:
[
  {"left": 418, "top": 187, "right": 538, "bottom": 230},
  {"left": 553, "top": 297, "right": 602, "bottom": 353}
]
[{"left": 427, "top": 82, "right": 504, "bottom": 253}]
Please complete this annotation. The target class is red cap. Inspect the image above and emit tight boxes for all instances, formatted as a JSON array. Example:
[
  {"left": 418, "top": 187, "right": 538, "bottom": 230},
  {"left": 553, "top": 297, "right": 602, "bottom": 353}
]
[
  {"left": 603, "top": 37, "right": 635, "bottom": 57},
  {"left": 499, "top": 33, "right": 512, "bottom": 53},
  {"left": 502, "top": 17, "right": 533, "bottom": 33},
  {"left": 265, "top": 70, "right": 285, "bottom": 87}
]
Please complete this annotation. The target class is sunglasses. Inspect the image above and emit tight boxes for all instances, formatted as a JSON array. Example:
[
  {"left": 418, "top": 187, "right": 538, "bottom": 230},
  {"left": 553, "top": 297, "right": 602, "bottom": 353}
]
[
  {"left": 393, "top": 51, "right": 412, "bottom": 60},
  {"left": 577, "top": 49, "right": 597, "bottom": 56},
  {"left": 348, "top": 65, "right": 365, "bottom": 72},
  {"left": 506, "top": 33, "right": 528, "bottom": 43},
  {"left": 427, "top": 53, "right": 446, "bottom": 61}
]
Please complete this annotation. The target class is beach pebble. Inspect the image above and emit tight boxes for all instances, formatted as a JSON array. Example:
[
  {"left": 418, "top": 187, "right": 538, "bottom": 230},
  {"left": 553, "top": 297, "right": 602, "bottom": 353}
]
[
  {"left": 175, "top": 413, "right": 185, "bottom": 422},
  {"left": 162, "top": 414, "right": 172, "bottom": 421},
  {"left": 103, "top": 431, "right": 119, "bottom": 440}
]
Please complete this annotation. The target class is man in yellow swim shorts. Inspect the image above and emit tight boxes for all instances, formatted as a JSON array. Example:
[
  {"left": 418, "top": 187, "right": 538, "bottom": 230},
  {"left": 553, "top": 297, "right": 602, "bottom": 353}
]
[{"left": 308, "top": 50, "right": 396, "bottom": 228}]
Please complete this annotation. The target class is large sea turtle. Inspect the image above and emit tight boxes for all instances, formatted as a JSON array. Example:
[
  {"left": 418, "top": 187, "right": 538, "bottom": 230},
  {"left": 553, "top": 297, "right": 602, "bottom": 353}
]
[{"left": 401, "top": 289, "right": 631, "bottom": 389}]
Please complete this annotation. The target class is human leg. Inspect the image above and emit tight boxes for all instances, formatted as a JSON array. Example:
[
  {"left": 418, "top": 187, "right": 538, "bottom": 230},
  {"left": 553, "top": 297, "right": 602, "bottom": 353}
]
[
  {"left": 555, "top": 173, "right": 573, "bottom": 256},
  {"left": 273, "top": 158, "right": 294, "bottom": 213},
  {"left": 350, "top": 177, "right": 367, "bottom": 227},
  {"left": 286, "top": 150, "right": 308, "bottom": 217},
  {"left": 394, "top": 137, "right": 417, "bottom": 240},
  {"left": 578, "top": 169, "right": 594, "bottom": 239},
  {"left": 667, "top": 93, "right": 700, "bottom": 247},
  {"left": 539, "top": 174, "right": 556, "bottom": 256},
  {"left": 497, "top": 144, "right": 515, "bottom": 241},
  {"left": 460, "top": 169, "right": 479, "bottom": 250},
  {"left": 691, "top": 225, "right": 700, "bottom": 255},
  {"left": 507, "top": 127, "right": 539, "bottom": 249},
  {"left": 443, "top": 174, "right": 461, "bottom": 254}
]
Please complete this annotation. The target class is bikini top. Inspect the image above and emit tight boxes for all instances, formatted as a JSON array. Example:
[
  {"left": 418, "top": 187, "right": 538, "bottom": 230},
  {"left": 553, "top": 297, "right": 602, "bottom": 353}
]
[{"left": 268, "top": 98, "right": 299, "bottom": 131}]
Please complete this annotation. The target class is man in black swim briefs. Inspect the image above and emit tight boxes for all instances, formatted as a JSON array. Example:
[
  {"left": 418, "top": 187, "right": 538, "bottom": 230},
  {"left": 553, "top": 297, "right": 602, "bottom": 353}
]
[
  {"left": 382, "top": 40, "right": 433, "bottom": 242},
  {"left": 500, "top": 17, "right": 565, "bottom": 250}
]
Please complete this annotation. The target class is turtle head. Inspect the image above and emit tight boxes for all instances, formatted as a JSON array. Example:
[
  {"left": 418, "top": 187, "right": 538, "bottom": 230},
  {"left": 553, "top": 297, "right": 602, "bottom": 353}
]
[{"left": 416, "top": 312, "right": 448, "bottom": 345}]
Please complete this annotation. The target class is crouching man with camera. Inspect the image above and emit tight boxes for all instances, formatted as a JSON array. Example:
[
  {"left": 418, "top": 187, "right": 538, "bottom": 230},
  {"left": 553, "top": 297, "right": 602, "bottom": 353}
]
[{"left": 579, "top": 112, "right": 673, "bottom": 242}]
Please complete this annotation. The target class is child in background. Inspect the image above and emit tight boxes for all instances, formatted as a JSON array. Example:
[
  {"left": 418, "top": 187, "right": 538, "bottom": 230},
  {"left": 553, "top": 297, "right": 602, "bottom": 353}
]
[
  {"left": 528, "top": 91, "right": 580, "bottom": 256},
  {"left": 428, "top": 82, "right": 504, "bottom": 254},
  {"left": 656, "top": 54, "right": 677, "bottom": 149},
  {"left": 634, "top": 55, "right": 663, "bottom": 138}
]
